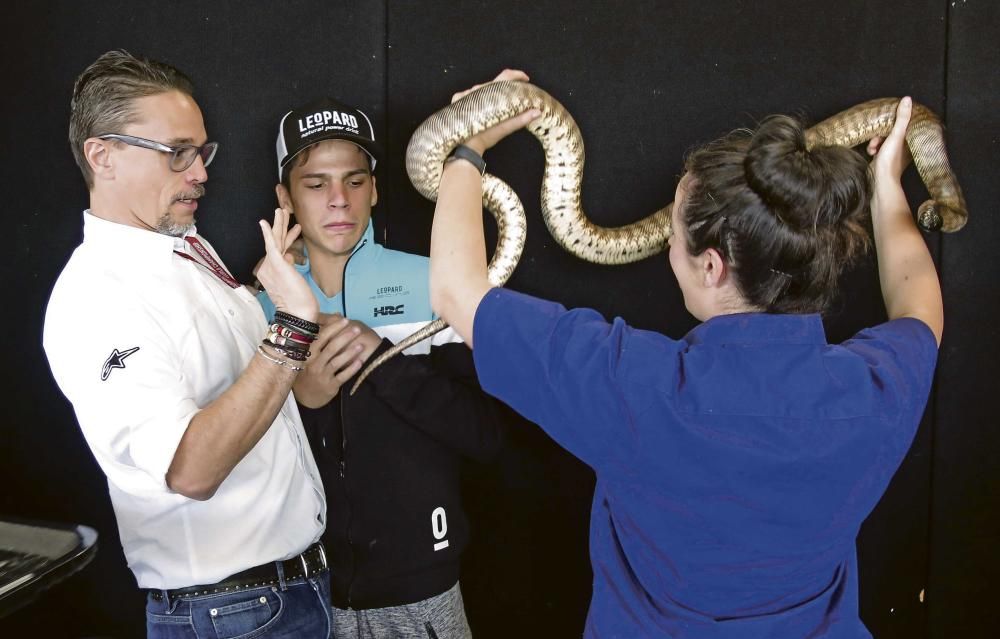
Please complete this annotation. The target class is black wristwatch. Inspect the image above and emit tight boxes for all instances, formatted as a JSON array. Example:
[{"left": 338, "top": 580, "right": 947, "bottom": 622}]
[{"left": 446, "top": 144, "right": 486, "bottom": 175}]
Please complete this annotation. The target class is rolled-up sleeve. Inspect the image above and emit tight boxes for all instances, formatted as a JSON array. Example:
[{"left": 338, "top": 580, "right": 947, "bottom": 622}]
[
  {"left": 840, "top": 317, "right": 939, "bottom": 451},
  {"left": 45, "top": 297, "right": 198, "bottom": 494}
]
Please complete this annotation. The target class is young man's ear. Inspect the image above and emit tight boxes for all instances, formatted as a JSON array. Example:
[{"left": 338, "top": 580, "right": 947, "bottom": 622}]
[
  {"left": 84, "top": 138, "right": 114, "bottom": 183},
  {"left": 370, "top": 175, "right": 378, "bottom": 207},
  {"left": 275, "top": 183, "right": 293, "bottom": 213}
]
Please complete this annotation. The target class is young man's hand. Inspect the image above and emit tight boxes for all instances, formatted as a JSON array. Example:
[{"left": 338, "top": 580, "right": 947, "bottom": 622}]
[
  {"left": 250, "top": 236, "right": 306, "bottom": 292},
  {"left": 293, "top": 313, "right": 382, "bottom": 407},
  {"left": 285, "top": 237, "right": 306, "bottom": 265}
]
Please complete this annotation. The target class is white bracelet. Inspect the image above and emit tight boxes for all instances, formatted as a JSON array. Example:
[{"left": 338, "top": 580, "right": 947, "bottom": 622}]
[{"left": 257, "top": 344, "right": 304, "bottom": 372}]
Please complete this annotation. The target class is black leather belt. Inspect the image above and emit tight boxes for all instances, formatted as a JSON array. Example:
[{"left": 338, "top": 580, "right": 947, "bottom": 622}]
[{"left": 147, "top": 542, "right": 327, "bottom": 601}]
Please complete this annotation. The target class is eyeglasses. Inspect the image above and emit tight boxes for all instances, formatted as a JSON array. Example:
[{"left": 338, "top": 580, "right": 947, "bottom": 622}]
[{"left": 98, "top": 134, "right": 219, "bottom": 172}]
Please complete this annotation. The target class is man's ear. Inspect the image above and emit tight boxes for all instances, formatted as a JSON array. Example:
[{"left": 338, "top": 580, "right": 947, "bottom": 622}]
[
  {"left": 370, "top": 175, "right": 378, "bottom": 207},
  {"left": 275, "top": 183, "right": 293, "bottom": 213},
  {"left": 701, "top": 247, "right": 727, "bottom": 288},
  {"left": 84, "top": 138, "right": 114, "bottom": 181}
]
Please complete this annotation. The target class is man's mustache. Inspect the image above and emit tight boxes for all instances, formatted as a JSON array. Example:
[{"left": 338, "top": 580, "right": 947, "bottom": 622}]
[{"left": 173, "top": 184, "right": 206, "bottom": 202}]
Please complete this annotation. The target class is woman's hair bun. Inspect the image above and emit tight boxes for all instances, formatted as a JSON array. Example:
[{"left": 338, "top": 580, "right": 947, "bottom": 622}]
[
  {"left": 745, "top": 116, "right": 817, "bottom": 227},
  {"left": 744, "top": 115, "right": 869, "bottom": 230}
]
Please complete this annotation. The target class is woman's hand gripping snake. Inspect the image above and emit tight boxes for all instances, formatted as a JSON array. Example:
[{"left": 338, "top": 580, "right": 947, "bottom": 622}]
[{"left": 350, "top": 81, "right": 966, "bottom": 394}]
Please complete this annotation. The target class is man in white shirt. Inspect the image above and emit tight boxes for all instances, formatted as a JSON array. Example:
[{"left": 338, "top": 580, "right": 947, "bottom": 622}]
[{"left": 43, "top": 50, "right": 332, "bottom": 638}]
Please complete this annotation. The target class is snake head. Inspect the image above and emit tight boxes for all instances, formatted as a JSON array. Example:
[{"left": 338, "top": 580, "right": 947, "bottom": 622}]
[
  {"left": 917, "top": 201, "right": 944, "bottom": 232},
  {"left": 917, "top": 199, "right": 969, "bottom": 233}
]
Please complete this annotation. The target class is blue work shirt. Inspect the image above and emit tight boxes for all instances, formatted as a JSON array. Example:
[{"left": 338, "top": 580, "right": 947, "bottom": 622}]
[{"left": 473, "top": 288, "right": 938, "bottom": 638}]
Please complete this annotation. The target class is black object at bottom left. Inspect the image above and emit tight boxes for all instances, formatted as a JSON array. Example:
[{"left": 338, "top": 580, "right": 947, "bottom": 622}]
[{"left": 0, "top": 518, "right": 98, "bottom": 618}]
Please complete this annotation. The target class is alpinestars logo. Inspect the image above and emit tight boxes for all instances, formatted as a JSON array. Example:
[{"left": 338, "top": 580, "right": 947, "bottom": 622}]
[
  {"left": 101, "top": 346, "right": 140, "bottom": 381},
  {"left": 374, "top": 305, "right": 404, "bottom": 317}
]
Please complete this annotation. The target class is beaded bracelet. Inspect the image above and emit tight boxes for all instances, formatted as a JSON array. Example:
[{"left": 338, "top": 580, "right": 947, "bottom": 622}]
[
  {"left": 256, "top": 344, "right": 304, "bottom": 371},
  {"left": 262, "top": 331, "right": 310, "bottom": 358},
  {"left": 271, "top": 321, "right": 317, "bottom": 342},
  {"left": 274, "top": 311, "right": 320, "bottom": 335},
  {"left": 265, "top": 330, "right": 311, "bottom": 348},
  {"left": 269, "top": 323, "right": 315, "bottom": 343}
]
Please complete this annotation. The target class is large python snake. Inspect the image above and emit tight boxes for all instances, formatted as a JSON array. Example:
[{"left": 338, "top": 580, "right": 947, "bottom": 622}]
[{"left": 350, "top": 81, "right": 966, "bottom": 393}]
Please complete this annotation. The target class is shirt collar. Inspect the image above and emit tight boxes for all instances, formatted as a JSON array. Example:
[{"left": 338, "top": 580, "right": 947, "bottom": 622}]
[
  {"left": 683, "top": 312, "right": 828, "bottom": 346},
  {"left": 82, "top": 210, "right": 196, "bottom": 270}
]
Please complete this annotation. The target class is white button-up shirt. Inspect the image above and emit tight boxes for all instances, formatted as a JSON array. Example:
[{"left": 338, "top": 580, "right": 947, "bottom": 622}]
[{"left": 43, "top": 212, "right": 325, "bottom": 589}]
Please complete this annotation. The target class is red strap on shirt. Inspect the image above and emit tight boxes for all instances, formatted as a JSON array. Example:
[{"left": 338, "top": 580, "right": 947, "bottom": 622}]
[{"left": 174, "top": 236, "right": 241, "bottom": 289}]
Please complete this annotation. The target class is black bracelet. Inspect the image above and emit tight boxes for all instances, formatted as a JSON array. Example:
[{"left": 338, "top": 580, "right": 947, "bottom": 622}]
[
  {"left": 273, "top": 311, "right": 320, "bottom": 335},
  {"left": 263, "top": 330, "right": 311, "bottom": 356},
  {"left": 263, "top": 341, "right": 310, "bottom": 361},
  {"left": 446, "top": 144, "right": 486, "bottom": 176}
]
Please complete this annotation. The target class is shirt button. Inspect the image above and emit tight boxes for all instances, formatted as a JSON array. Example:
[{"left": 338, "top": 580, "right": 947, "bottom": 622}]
[
  {"left": 228, "top": 309, "right": 235, "bottom": 316},
  {"left": 210, "top": 608, "right": 218, "bottom": 616},
  {"left": 259, "top": 596, "right": 267, "bottom": 604}
]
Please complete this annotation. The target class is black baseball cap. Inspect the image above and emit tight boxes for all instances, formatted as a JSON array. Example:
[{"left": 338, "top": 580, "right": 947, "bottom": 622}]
[{"left": 276, "top": 96, "right": 382, "bottom": 182}]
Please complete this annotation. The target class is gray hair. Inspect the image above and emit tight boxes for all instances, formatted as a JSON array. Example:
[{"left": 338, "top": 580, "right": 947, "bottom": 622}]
[{"left": 69, "top": 50, "right": 194, "bottom": 188}]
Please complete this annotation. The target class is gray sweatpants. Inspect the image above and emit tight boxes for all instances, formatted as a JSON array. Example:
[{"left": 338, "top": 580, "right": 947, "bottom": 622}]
[{"left": 330, "top": 581, "right": 472, "bottom": 639}]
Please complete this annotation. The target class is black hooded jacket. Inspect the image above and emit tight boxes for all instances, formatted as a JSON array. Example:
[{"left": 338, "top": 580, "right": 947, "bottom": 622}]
[{"left": 298, "top": 338, "right": 505, "bottom": 609}]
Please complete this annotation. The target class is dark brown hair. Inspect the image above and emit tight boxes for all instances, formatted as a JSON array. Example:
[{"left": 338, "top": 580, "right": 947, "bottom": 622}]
[
  {"left": 69, "top": 50, "right": 194, "bottom": 188},
  {"left": 681, "top": 115, "right": 871, "bottom": 314},
  {"left": 280, "top": 146, "right": 315, "bottom": 190},
  {"left": 280, "top": 143, "right": 372, "bottom": 190}
]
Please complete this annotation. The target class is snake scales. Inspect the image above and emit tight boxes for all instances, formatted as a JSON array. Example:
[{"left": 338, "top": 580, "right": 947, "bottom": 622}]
[{"left": 350, "top": 81, "right": 966, "bottom": 393}]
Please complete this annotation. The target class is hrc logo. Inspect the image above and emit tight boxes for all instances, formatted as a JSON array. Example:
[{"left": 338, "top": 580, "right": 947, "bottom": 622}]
[{"left": 373, "top": 304, "right": 405, "bottom": 317}]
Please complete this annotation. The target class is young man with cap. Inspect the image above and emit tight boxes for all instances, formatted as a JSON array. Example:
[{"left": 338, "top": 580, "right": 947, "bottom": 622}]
[
  {"left": 256, "top": 96, "right": 506, "bottom": 638},
  {"left": 44, "top": 50, "right": 331, "bottom": 638}
]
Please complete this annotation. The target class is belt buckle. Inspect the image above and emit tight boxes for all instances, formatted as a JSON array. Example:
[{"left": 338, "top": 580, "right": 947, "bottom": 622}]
[{"left": 297, "top": 543, "right": 326, "bottom": 578}]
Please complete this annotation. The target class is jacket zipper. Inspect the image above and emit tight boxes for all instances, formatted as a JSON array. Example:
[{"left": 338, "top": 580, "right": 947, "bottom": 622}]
[
  {"left": 339, "top": 236, "right": 365, "bottom": 475},
  {"left": 339, "top": 237, "right": 365, "bottom": 608},
  {"left": 339, "top": 238, "right": 364, "bottom": 477},
  {"left": 341, "top": 392, "right": 357, "bottom": 608},
  {"left": 340, "top": 238, "right": 366, "bottom": 317}
]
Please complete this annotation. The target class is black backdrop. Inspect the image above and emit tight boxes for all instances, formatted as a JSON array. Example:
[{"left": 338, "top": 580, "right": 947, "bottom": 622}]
[{"left": 2, "top": 1, "right": 997, "bottom": 637}]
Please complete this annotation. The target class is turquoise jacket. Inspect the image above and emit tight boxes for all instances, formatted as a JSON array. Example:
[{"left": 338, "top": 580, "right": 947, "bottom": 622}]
[
  {"left": 258, "top": 219, "right": 460, "bottom": 350},
  {"left": 257, "top": 219, "right": 498, "bottom": 608}
]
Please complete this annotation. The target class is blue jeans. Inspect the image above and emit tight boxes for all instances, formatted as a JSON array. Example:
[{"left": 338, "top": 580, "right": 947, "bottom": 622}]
[{"left": 146, "top": 568, "right": 331, "bottom": 639}]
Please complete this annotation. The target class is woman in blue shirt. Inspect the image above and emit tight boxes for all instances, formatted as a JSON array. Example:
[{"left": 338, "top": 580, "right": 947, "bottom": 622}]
[{"left": 429, "top": 71, "right": 942, "bottom": 638}]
